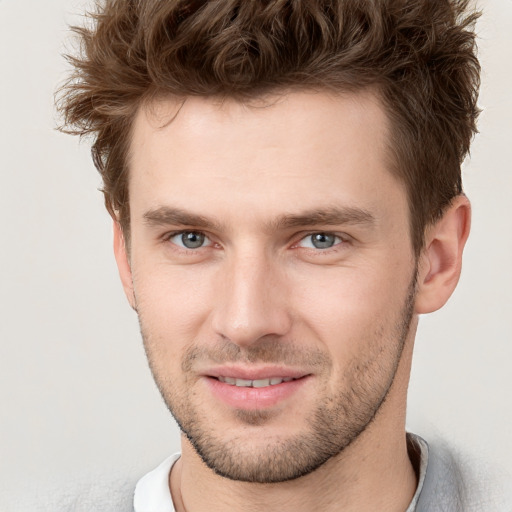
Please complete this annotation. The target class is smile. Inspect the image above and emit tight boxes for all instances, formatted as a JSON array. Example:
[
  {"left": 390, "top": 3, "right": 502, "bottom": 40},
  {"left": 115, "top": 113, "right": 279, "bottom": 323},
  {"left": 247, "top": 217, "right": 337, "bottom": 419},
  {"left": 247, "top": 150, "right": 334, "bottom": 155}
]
[
  {"left": 217, "top": 376, "right": 296, "bottom": 388},
  {"left": 205, "top": 372, "right": 310, "bottom": 410}
]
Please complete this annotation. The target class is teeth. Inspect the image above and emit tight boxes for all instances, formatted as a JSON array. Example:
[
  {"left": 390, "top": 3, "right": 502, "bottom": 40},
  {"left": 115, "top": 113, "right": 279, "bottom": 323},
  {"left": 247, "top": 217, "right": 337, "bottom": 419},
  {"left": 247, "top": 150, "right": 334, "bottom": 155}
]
[
  {"left": 217, "top": 376, "right": 295, "bottom": 388},
  {"left": 252, "top": 379, "right": 270, "bottom": 388}
]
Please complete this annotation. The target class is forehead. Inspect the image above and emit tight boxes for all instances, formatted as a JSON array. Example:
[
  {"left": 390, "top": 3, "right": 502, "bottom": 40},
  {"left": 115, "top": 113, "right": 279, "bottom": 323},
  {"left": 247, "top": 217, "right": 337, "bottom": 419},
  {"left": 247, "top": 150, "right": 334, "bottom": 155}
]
[{"left": 128, "top": 90, "right": 406, "bottom": 226}]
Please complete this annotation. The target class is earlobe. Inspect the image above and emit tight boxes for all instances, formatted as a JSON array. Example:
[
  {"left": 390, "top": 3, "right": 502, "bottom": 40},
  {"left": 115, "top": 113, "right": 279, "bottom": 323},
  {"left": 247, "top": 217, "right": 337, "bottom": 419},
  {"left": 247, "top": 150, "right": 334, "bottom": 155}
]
[
  {"left": 113, "top": 220, "right": 137, "bottom": 311},
  {"left": 414, "top": 196, "right": 471, "bottom": 314}
]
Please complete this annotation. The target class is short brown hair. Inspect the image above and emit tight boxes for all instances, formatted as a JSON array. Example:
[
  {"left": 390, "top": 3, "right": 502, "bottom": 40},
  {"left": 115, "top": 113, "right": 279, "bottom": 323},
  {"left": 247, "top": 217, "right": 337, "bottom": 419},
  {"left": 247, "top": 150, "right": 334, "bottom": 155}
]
[{"left": 57, "top": 0, "right": 481, "bottom": 254}]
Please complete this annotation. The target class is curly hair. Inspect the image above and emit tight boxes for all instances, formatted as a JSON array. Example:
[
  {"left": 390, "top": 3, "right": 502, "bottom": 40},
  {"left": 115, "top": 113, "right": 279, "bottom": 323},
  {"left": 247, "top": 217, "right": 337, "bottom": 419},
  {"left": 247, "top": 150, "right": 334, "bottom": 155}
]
[{"left": 57, "top": 0, "right": 481, "bottom": 254}]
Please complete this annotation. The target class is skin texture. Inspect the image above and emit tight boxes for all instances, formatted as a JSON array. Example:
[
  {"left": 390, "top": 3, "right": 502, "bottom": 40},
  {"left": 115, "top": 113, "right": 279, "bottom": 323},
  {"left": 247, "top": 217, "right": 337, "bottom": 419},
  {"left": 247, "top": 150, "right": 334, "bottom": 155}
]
[{"left": 114, "top": 90, "right": 471, "bottom": 511}]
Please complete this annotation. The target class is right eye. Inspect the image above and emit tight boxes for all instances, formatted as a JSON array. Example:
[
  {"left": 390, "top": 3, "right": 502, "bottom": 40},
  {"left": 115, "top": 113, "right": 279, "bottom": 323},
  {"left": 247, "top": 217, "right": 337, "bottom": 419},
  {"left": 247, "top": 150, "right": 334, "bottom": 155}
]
[{"left": 168, "top": 231, "right": 212, "bottom": 249}]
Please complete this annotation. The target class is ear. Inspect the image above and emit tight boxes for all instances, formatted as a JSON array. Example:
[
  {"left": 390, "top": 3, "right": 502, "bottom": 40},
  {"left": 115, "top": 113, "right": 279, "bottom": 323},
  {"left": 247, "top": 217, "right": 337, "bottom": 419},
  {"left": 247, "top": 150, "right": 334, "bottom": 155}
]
[
  {"left": 415, "top": 195, "right": 471, "bottom": 314},
  {"left": 113, "top": 220, "right": 137, "bottom": 310}
]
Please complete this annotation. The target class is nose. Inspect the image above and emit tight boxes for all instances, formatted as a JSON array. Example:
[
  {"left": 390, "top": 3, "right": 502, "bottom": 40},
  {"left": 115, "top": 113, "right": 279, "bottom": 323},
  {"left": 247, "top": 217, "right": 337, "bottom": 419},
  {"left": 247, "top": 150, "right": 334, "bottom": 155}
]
[{"left": 211, "top": 250, "right": 292, "bottom": 347}]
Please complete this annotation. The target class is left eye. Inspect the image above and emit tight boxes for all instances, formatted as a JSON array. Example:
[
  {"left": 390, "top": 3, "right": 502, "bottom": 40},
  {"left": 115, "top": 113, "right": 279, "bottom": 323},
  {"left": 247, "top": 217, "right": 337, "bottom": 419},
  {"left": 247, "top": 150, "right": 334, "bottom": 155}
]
[
  {"left": 169, "top": 231, "right": 211, "bottom": 249},
  {"left": 297, "top": 233, "right": 343, "bottom": 250}
]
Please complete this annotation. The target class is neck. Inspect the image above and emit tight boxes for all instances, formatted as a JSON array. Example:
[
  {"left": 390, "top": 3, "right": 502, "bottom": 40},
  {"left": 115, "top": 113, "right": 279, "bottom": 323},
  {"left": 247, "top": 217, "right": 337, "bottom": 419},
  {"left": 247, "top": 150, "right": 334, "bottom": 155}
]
[{"left": 172, "top": 435, "right": 416, "bottom": 512}]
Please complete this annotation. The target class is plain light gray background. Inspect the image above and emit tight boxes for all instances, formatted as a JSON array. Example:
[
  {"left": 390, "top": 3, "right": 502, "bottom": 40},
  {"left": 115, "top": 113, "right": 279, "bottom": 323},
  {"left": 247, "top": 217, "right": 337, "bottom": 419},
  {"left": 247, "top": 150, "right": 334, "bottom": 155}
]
[{"left": 0, "top": 0, "right": 510, "bottom": 510}]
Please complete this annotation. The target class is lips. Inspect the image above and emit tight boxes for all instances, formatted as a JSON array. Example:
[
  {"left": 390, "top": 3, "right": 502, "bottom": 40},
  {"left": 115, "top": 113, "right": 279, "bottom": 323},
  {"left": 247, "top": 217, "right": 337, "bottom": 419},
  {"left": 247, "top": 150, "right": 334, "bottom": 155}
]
[{"left": 203, "top": 367, "right": 311, "bottom": 410}]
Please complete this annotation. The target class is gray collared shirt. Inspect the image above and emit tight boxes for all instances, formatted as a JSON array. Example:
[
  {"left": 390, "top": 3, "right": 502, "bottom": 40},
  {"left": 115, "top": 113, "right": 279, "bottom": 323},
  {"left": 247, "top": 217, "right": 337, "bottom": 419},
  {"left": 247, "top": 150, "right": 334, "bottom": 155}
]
[{"left": 407, "top": 433, "right": 471, "bottom": 511}]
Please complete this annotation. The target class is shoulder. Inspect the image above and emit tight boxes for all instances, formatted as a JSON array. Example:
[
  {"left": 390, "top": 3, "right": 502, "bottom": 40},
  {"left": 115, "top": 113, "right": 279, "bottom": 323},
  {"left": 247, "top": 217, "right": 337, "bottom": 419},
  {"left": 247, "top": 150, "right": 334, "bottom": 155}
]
[
  {"left": 414, "top": 436, "right": 465, "bottom": 511},
  {"left": 412, "top": 435, "right": 512, "bottom": 512}
]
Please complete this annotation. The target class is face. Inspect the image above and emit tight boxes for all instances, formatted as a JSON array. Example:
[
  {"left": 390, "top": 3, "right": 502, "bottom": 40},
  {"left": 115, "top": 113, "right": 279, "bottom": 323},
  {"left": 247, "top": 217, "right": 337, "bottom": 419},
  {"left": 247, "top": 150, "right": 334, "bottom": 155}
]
[{"left": 122, "top": 90, "right": 418, "bottom": 483}]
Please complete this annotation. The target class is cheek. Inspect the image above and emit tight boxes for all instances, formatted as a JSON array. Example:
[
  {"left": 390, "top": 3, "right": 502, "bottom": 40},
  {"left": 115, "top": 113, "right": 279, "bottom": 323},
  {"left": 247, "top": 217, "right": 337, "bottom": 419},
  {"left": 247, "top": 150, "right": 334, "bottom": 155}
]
[
  {"left": 290, "top": 264, "right": 412, "bottom": 357},
  {"left": 132, "top": 261, "right": 217, "bottom": 347}
]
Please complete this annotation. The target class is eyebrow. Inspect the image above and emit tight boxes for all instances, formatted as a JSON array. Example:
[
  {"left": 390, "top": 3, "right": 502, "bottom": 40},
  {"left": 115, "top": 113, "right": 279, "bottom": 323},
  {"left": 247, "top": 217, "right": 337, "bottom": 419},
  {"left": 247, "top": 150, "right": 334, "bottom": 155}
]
[
  {"left": 143, "top": 205, "right": 376, "bottom": 231},
  {"left": 143, "top": 207, "right": 225, "bottom": 231},
  {"left": 270, "top": 206, "right": 376, "bottom": 230}
]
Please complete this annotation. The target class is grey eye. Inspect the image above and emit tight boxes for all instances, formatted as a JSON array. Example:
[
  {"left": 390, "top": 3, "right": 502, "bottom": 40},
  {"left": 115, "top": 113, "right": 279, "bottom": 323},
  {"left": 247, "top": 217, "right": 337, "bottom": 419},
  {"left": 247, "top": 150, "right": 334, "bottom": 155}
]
[
  {"left": 297, "top": 233, "right": 341, "bottom": 250},
  {"left": 171, "top": 231, "right": 207, "bottom": 249},
  {"left": 310, "top": 233, "right": 336, "bottom": 249}
]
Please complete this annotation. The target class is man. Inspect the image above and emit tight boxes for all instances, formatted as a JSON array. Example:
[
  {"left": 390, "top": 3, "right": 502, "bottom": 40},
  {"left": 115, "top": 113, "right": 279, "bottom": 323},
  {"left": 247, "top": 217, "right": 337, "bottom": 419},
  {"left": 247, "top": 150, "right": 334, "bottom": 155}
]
[{"left": 58, "top": 0, "right": 480, "bottom": 510}]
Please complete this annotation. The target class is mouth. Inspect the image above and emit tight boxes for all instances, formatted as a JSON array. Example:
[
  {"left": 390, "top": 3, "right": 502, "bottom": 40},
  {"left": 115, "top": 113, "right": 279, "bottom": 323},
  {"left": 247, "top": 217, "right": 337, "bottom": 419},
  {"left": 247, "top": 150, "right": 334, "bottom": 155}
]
[{"left": 203, "top": 369, "right": 311, "bottom": 410}]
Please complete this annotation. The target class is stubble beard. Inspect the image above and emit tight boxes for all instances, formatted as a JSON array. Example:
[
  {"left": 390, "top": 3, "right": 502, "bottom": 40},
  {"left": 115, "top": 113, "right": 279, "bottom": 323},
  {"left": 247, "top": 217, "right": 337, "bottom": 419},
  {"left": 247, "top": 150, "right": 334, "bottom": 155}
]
[{"left": 139, "top": 273, "right": 417, "bottom": 484}]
